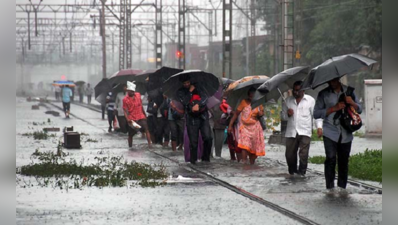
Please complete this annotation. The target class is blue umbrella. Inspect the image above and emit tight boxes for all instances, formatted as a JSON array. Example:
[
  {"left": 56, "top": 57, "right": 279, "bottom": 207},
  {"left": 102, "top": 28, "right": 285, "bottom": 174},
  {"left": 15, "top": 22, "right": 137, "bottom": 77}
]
[{"left": 52, "top": 80, "right": 76, "bottom": 87}]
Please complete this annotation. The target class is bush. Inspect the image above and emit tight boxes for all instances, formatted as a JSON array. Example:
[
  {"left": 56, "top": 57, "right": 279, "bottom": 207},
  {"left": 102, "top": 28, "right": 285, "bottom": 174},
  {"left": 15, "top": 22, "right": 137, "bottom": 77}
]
[{"left": 309, "top": 149, "right": 382, "bottom": 183}]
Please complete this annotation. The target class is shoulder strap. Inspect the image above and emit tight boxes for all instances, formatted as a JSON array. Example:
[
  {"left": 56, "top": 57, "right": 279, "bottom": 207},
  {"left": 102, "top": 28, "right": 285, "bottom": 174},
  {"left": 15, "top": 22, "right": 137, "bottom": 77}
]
[{"left": 345, "top": 86, "right": 356, "bottom": 101}]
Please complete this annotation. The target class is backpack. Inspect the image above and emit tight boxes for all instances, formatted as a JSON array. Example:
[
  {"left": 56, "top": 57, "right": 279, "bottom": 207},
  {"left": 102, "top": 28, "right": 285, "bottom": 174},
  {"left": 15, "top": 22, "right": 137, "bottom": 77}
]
[{"left": 333, "top": 86, "right": 362, "bottom": 133}]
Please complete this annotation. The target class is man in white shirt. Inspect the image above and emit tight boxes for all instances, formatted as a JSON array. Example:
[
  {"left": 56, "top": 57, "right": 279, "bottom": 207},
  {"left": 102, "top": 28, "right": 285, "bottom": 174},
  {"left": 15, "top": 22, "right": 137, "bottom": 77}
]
[
  {"left": 114, "top": 84, "right": 128, "bottom": 133},
  {"left": 282, "top": 81, "right": 323, "bottom": 176}
]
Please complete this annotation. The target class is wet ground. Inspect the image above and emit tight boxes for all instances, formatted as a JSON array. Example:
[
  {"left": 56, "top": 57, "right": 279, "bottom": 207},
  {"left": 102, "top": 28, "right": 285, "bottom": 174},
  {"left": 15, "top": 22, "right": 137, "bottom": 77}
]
[{"left": 16, "top": 98, "right": 382, "bottom": 224}]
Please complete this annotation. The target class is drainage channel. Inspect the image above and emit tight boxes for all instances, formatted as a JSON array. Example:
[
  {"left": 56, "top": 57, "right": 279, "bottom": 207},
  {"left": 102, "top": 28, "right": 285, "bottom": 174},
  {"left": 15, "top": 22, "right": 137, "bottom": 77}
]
[{"left": 52, "top": 101, "right": 320, "bottom": 225}]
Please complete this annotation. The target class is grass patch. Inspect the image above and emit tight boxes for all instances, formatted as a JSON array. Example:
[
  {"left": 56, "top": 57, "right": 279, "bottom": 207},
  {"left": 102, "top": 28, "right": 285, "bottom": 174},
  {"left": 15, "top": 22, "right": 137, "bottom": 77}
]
[
  {"left": 354, "top": 131, "right": 365, "bottom": 138},
  {"left": 31, "top": 119, "right": 52, "bottom": 126},
  {"left": 17, "top": 149, "right": 168, "bottom": 189},
  {"left": 21, "top": 131, "right": 56, "bottom": 140},
  {"left": 85, "top": 138, "right": 98, "bottom": 143},
  {"left": 311, "top": 129, "right": 323, "bottom": 141},
  {"left": 309, "top": 149, "right": 382, "bottom": 183}
]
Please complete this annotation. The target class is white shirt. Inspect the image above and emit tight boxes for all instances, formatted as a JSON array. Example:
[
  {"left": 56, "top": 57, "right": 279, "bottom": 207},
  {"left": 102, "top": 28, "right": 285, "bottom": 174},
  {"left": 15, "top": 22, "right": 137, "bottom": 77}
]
[
  {"left": 282, "top": 94, "right": 323, "bottom": 138},
  {"left": 115, "top": 92, "right": 126, "bottom": 116}
]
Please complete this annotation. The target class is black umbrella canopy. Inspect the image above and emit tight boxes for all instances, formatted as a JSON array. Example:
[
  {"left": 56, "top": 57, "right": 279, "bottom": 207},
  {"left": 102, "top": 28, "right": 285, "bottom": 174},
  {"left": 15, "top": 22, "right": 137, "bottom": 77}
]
[
  {"left": 94, "top": 78, "right": 112, "bottom": 104},
  {"left": 75, "top": 81, "right": 86, "bottom": 86},
  {"left": 163, "top": 70, "right": 220, "bottom": 101},
  {"left": 302, "top": 53, "right": 377, "bottom": 90},
  {"left": 134, "top": 69, "right": 157, "bottom": 84},
  {"left": 148, "top": 67, "right": 183, "bottom": 90},
  {"left": 251, "top": 66, "right": 309, "bottom": 108}
]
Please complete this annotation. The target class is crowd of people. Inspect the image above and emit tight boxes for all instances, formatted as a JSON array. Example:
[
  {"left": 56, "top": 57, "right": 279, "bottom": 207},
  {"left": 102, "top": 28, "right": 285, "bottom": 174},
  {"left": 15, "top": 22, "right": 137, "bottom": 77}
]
[{"left": 61, "top": 73, "right": 361, "bottom": 193}]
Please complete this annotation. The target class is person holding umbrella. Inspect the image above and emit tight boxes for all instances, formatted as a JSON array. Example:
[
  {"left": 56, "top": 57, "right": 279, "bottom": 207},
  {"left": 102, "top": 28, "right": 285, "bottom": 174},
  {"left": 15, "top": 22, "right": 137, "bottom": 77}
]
[
  {"left": 62, "top": 85, "right": 73, "bottom": 118},
  {"left": 282, "top": 81, "right": 323, "bottom": 177},
  {"left": 314, "top": 77, "right": 362, "bottom": 192},
  {"left": 309, "top": 53, "right": 375, "bottom": 193},
  {"left": 177, "top": 74, "right": 213, "bottom": 164},
  {"left": 123, "top": 81, "right": 152, "bottom": 148},
  {"left": 227, "top": 87, "right": 265, "bottom": 165}
]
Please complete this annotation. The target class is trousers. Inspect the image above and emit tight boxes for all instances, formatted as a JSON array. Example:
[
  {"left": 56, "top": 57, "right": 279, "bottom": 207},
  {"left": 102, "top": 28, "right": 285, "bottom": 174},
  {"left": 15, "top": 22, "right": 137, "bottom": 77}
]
[
  {"left": 285, "top": 134, "right": 311, "bottom": 175},
  {"left": 186, "top": 115, "right": 213, "bottom": 163},
  {"left": 323, "top": 136, "right": 352, "bottom": 189}
]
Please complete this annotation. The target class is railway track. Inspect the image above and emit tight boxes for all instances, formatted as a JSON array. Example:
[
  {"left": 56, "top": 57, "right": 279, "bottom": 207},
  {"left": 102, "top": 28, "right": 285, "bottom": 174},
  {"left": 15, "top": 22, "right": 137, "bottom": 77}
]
[{"left": 48, "top": 100, "right": 381, "bottom": 225}]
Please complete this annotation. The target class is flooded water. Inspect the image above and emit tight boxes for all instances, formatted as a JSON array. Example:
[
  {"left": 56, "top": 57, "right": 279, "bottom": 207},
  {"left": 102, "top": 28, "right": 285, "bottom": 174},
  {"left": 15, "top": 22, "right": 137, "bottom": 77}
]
[{"left": 16, "top": 98, "right": 382, "bottom": 224}]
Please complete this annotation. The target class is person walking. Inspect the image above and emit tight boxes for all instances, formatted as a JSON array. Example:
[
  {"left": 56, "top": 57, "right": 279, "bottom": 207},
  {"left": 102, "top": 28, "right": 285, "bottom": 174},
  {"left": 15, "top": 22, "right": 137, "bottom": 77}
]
[
  {"left": 78, "top": 85, "right": 84, "bottom": 103},
  {"left": 282, "top": 81, "right": 323, "bottom": 177},
  {"left": 177, "top": 74, "right": 213, "bottom": 164},
  {"left": 228, "top": 88, "right": 265, "bottom": 164},
  {"left": 123, "top": 81, "right": 152, "bottom": 148},
  {"left": 314, "top": 77, "right": 362, "bottom": 192},
  {"left": 168, "top": 99, "right": 185, "bottom": 151},
  {"left": 61, "top": 85, "right": 73, "bottom": 118},
  {"left": 209, "top": 102, "right": 227, "bottom": 158},
  {"left": 158, "top": 95, "right": 171, "bottom": 148},
  {"left": 115, "top": 84, "right": 128, "bottom": 133},
  {"left": 106, "top": 92, "right": 116, "bottom": 132},
  {"left": 86, "top": 83, "right": 94, "bottom": 104},
  {"left": 55, "top": 85, "right": 61, "bottom": 101},
  {"left": 146, "top": 96, "right": 158, "bottom": 144}
]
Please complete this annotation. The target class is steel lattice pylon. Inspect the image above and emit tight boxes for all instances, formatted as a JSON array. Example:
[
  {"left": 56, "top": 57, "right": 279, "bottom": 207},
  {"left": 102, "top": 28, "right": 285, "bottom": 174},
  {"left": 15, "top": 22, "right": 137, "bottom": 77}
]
[
  {"left": 126, "top": 0, "right": 132, "bottom": 69},
  {"left": 222, "top": 0, "right": 232, "bottom": 78},
  {"left": 119, "top": 0, "right": 126, "bottom": 70},
  {"left": 178, "top": 0, "right": 185, "bottom": 69},
  {"left": 155, "top": 0, "right": 163, "bottom": 69}
]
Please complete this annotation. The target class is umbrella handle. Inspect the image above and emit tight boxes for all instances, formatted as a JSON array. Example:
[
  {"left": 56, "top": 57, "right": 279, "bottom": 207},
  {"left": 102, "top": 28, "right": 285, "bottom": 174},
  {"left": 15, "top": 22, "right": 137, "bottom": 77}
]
[{"left": 277, "top": 87, "right": 286, "bottom": 103}]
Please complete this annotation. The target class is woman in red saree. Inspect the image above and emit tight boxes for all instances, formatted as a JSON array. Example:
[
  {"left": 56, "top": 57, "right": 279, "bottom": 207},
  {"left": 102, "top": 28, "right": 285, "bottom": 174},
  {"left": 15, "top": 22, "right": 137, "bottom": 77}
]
[{"left": 228, "top": 88, "right": 265, "bottom": 164}]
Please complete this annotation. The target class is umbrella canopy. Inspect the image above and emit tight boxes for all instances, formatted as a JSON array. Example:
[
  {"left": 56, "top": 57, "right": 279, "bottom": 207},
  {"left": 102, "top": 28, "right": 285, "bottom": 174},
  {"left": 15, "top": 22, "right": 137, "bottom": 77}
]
[
  {"left": 75, "top": 81, "right": 86, "bottom": 86},
  {"left": 221, "top": 78, "right": 235, "bottom": 86},
  {"left": 147, "top": 67, "right": 183, "bottom": 91},
  {"left": 52, "top": 80, "right": 75, "bottom": 87},
  {"left": 225, "top": 75, "right": 269, "bottom": 110},
  {"left": 302, "top": 53, "right": 377, "bottom": 90},
  {"left": 108, "top": 69, "right": 144, "bottom": 86},
  {"left": 138, "top": 67, "right": 183, "bottom": 105},
  {"left": 170, "top": 85, "right": 222, "bottom": 111},
  {"left": 163, "top": 70, "right": 220, "bottom": 101},
  {"left": 94, "top": 78, "right": 112, "bottom": 104},
  {"left": 134, "top": 69, "right": 157, "bottom": 84},
  {"left": 251, "top": 66, "right": 309, "bottom": 108}
]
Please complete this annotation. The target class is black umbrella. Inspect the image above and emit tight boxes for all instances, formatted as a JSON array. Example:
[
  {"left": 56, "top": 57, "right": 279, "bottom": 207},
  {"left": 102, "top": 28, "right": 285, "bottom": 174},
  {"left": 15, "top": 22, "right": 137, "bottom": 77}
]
[
  {"left": 251, "top": 66, "right": 309, "bottom": 108},
  {"left": 75, "top": 81, "right": 85, "bottom": 86},
  {"left": 225, "top": 76, "right": 269, "bottom": 110},
  {"left": 94, "top": 78, "right": 112, "bottom": 104},
  {"left": 148, "top": 67, "right": 183, "bottom": 90},
  {"left": 163, "top": 70, "right": 220, "bottom": 101},
  {"left": 134, "top": 69, "right": 157, "bottom": 84},
  {"left": 302, "top": 53, "right": 377, "bottom": 90}
]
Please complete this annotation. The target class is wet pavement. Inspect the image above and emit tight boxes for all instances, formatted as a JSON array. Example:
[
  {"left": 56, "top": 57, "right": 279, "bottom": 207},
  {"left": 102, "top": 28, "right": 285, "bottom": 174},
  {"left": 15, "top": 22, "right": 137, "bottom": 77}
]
[{"left": 16, "top": 98, "right": 382, "bottom": 224}]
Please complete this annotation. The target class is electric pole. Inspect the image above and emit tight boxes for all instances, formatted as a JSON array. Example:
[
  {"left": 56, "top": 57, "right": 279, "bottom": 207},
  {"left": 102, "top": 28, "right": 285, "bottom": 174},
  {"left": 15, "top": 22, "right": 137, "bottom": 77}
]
[{"left": 101, "top": 0, "right": 107, "bottom": 78}]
